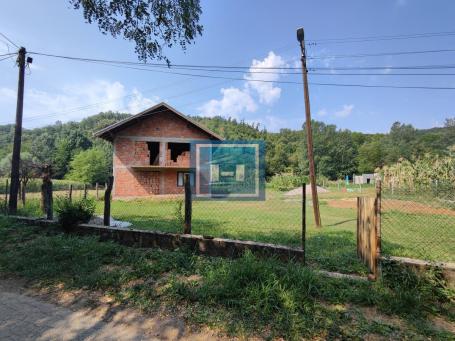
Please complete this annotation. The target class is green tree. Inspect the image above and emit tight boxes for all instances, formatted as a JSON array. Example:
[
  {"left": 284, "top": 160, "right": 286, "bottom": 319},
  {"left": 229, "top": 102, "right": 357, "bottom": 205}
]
[
  {"left": 69, "top": 0, "right": 203, "bottom": 62},
  {"left": 53, "top": 131, "right": 92, "bottom": 178},
  {"left": 0, "top": 152, "right": 38, "bottom": 204},
  {"left": 357, "top": 138, "right": 385, "bottom": 173},
  {"left": 67, "top": 148, "right": 110, "bottom": 184}
]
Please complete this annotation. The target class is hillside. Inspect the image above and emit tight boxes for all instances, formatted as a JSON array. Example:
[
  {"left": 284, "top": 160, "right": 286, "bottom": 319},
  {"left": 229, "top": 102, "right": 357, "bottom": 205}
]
[{"left": 0, "top": 112, "right": 453, "bottom": 181}]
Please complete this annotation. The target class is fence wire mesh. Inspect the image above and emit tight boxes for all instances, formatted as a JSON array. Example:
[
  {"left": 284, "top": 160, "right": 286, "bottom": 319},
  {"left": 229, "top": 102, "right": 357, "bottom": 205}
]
[{"left": 381, "top": 186, "right": 455, "bottom": 262}]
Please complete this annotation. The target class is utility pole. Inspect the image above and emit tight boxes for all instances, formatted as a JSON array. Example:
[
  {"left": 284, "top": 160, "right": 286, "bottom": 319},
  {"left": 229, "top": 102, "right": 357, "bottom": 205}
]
[
  {"left": 297, "top": 28, "right": 322, "bottom": 227},
  {"left": 8, "top": 47, "right": 27, "bottom": 214}
]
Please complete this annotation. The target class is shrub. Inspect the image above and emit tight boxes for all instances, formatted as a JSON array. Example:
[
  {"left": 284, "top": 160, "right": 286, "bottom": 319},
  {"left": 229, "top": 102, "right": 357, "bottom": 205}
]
[
  {"left": 55, "top": 197, "right": 95, "bottom": 231},
  {"left": 268, "top": 174, "right": 307, "bottom": 191}
]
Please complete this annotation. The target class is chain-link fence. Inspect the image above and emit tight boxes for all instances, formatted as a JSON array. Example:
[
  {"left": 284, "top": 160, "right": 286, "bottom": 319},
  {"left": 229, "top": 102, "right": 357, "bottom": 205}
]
[
  {"left": 381, "top": 186, "right": 455, "bottom": 262},
  {"left": 1, "top": 179, "right": 375, "bottom": 274}
]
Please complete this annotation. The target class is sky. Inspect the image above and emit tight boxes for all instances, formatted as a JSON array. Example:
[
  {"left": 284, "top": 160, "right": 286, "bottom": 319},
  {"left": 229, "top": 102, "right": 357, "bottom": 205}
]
[{"left": 1, "top": 0, "right": 455, "bottom": 133}]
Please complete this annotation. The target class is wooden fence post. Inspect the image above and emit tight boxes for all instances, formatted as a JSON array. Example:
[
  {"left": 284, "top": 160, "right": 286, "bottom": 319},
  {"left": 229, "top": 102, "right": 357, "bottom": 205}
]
[
  {"left": 104, "top": 176, "right": 113, "bottom": 226},
  {"left": 96, "top": 182, "right": 99, "bottom": 200},
  {"left": 68, "top": 184, "right": 73, "bottom": 202},
  {"left": 41, "top": 165, "right": 53, "bottom": 220},
  {"left": 302, "top": 182, "right": 306, "bottom": 265},
  {"left": 184, "top": 174, "right": 192, "bottom": 234},
  {"left": 46, "top": 180, "right": 53, "bottom": 220},
  {"left": 375, "top": 180, "right": 382, "bottom": 276},
  {"left": 4, "top": 179, "right": 8, "bottom": 214},
  {"left": 83, "top": 184, "right": 87, "bottom": 199}
]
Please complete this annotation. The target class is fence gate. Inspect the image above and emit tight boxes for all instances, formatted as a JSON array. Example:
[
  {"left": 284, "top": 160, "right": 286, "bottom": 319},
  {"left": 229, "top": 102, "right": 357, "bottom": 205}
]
[{"left": 357, "top": 183, "right": 381, "bottom": 279}]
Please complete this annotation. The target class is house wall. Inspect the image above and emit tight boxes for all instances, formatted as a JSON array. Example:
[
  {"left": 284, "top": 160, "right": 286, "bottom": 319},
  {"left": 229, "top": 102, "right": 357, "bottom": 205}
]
[{"left": 112, "top": 110, "right": 213, "bottom": 198}]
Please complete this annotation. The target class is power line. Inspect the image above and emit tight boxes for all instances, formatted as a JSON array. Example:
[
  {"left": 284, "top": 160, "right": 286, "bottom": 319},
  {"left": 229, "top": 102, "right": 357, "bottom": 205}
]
[
  {"left": 61, "top": 58, "right": 455, "bottom": 89},
  {"left": 0, "top": 55, "right": 16, "bottom": 62},
  {"left": 307, "top": 48, "right": 455, "bottom": 60},
  {"left": 306, "top": 30, "right": 455, "bottom": 45},
  {"left": 29, "top": 50, "right": 455, "bottom": 70},
  {"left": 0, "top": 32, "right": 19, "bottom": 48}
]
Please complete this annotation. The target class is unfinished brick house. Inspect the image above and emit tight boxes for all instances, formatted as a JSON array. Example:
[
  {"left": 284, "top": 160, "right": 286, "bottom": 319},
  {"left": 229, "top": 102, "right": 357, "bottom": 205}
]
[{"left": 95, "top": 102, "right": 222, "bottom": 198}]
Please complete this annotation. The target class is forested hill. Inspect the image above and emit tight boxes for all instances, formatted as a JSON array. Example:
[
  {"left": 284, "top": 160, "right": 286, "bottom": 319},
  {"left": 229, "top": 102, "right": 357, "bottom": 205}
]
[{"left": 0, "top": 112, "right": 453, "bottom": 181}]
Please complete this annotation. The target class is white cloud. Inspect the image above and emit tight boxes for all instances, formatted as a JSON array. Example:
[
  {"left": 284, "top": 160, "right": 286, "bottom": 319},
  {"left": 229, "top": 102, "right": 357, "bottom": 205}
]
[
  {"left": 334, "top": 104, "right": 354, "bottom": 118},
  {"left": 0, "top": 80, "right": 159, "bottom": 127},
  {"left": 245, "top": 51, "right": 287, "bottom": 105},
  {"left": 199, "top": 87, "right": 257, "bottom": 118},
  {"left": 199, "top": 51, "right": 287, "bottom": 119},
  {"left": 0, "top": 87, "right": 16, "bottom": 102},
  {"left": 317, "top": 109, "right": 327, "bottom": 117},
  {"left": 127, "top": 88, "right": 159, "bottom": 113}
]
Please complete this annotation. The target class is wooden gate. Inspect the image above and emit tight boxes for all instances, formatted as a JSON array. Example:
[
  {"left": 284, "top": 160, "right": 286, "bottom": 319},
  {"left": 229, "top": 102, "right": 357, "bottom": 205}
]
[{"left": 357, "top": 182, "right": 381, "bottom": 279}]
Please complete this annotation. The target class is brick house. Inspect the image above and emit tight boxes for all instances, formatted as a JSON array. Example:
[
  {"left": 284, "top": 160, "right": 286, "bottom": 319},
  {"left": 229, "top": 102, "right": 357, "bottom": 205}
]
[{"left": 95, "top": 102, "right": 222, "bottom": 198}]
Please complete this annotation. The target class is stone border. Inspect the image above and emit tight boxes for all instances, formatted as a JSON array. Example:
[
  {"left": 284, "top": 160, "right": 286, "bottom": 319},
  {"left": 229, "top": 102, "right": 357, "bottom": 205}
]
[
  {"left": 381, "top": 256, "right": 455, "bottom": 288},
  {"left": 9, "top": 216, "right": 304, "bottom": 262}
]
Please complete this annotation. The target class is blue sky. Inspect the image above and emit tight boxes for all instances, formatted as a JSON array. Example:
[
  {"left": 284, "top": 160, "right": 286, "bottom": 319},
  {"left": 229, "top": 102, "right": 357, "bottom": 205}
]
[{"left": 1, "top": 0, "right": 454, "bottom": 133}]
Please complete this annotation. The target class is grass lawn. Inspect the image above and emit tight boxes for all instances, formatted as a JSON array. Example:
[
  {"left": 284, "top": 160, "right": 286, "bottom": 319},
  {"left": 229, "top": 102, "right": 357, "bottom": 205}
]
[
  {"left": 99, "top": 189, "right": 368, "bottom": 274},
  {"left": 9, "top": 186, "right": 454, "bottom": 275},
  {"left": 0, "top": 217, "right": 453, "bottom": 340}
]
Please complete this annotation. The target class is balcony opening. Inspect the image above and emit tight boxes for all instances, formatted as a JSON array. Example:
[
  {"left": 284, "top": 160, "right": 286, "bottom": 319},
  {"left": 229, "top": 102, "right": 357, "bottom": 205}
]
[
  {"left": 168, "top": 142, "right": 190, "bottom": 162},
  {"left": 147, "top": 142, "right": 160, "bottom": 165}
]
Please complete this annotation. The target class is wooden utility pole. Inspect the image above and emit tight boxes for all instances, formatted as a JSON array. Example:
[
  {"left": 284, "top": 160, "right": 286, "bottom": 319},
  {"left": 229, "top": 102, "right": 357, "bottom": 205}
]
[
  {"left": 8, "top": 47, "right": 27, "bottom": 214},
  {"left": 301, "top": 182, "right": 306, "bottom": 264},
  {"left": 297, "top": 28, "right": 322, "bottom": 227}
]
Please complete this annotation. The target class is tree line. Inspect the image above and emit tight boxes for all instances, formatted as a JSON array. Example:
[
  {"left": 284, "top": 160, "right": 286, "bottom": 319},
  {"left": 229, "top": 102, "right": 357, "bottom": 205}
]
[{"left": 0, "top": 112, "right": 453, "bottom": 184}]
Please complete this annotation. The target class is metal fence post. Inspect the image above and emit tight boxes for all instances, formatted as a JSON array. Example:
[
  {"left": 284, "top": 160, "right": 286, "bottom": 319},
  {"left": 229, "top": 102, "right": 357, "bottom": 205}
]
[{"left": 184, "top": 174, "right": 192, "bottom": 234}]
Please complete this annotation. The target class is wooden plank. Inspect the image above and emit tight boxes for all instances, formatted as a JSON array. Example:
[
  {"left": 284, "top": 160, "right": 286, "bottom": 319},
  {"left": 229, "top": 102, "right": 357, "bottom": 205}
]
[{"left": 357, "top": 196, "right": 378, "bottom": 279}]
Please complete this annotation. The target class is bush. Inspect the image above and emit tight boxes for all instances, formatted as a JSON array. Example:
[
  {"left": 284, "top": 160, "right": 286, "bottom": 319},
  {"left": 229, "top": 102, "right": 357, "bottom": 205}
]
[
  {"left": 268, "top": 174, "right": 307, "bottom": 191},
  {"left": 55, "top": 197, "right": 95, "bottom": 231}
]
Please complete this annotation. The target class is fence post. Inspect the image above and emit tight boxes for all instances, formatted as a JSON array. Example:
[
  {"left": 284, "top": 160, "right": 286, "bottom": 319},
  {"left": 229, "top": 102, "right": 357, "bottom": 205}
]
[
  {"left": 4, "top": 179, "right": 8, "bottom": 214},
  {"left": 184, "top": 174, "right": 192, "bottom": 234},
  {"left": 68, "top": 184, "right": 73, "bottom": 202},
  {"left": 41, "top": 165, "right": 53, "bottom": 220},
  {"left": 104, "top": 176, "right": 113, "bottom": 226},
  {"left": 302, "top": 182, "right": 306, "bottom": 265},
  {"left": 46, "top": 179, "right": 53, "bottom": 220},
  {"left": 375, "top": 180, "right": 382, "bottom": 276},
  {"left": 83, "top": 184, "right": 87, "bottom": 199},
  {"left": 96, "top": 182, "right": 99, "bottom": 200}
]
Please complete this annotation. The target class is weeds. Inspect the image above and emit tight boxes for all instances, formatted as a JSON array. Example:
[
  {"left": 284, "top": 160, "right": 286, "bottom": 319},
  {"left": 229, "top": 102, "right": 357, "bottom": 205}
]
[
  {"left": 55, "top": 197, "right": 95, "bottom": 231},
  {"left": 0, "top": 217, "right": 453, "bottom": 340}
]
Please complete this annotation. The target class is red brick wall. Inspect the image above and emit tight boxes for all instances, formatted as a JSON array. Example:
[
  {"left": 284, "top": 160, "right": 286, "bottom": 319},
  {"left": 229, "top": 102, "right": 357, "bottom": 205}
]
[
  {"left": 112, "top": 110, "right": 212, "bottom": 197},
  {"left": 119, "top": 110, "right": 212, "bottom": 139}
]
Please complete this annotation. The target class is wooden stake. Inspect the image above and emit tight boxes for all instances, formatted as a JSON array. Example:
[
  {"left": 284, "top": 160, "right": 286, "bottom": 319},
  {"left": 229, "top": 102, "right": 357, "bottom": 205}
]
[
  {"left": 83, "top": 184, "right": 87, "bottom": 199},
  {"left": 104, "top": 176, "right": 113, "bottom": 226},
  {"left": 184, "top": 174, "right": 192, "bottom": 234},
  {"left": 297, "top": 28, "right": 321, "bottom": 227},
  {"left": 96, "top": 182, "right": 99, "bottom": 200}
]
